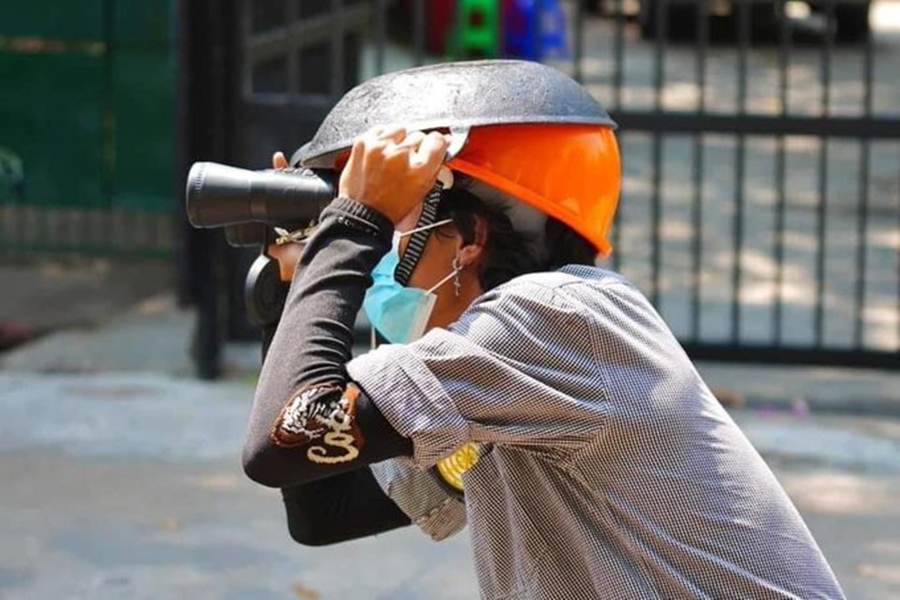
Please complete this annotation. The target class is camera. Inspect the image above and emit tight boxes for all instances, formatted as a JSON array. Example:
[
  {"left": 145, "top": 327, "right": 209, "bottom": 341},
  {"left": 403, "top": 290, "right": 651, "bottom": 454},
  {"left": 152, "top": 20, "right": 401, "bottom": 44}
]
[{"left": 185, "top": 161, "right": 336, "bottom": 246}]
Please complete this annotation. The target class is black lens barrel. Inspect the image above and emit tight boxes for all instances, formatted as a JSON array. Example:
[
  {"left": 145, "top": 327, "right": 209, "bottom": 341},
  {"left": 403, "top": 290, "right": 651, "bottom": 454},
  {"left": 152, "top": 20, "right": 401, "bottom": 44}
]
[{"left": 186, "top": 162, "right": 335, "bottom": 228}]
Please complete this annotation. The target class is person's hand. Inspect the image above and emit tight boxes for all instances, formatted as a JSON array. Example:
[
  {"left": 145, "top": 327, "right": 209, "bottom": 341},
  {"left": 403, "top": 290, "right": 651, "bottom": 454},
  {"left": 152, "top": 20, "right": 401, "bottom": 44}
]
[
  {"left": 338, "top": 126, "right": 449, "bottom": 225},
  {"left": 267, "top": 151, "right": 303, "bottom": 282}
]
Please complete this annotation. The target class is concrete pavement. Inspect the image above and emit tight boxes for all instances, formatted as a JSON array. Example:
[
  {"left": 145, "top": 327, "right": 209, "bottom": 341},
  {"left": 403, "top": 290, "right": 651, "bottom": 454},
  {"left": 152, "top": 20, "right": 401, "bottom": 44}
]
[{"left": 0, "top": 368, "right": 899, "bottom": 599}]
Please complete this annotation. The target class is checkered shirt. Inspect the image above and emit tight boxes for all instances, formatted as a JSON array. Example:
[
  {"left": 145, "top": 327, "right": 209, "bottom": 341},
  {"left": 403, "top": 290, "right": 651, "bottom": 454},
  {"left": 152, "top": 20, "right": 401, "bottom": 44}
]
[{"left": 348, "top": 266, "right": 845, "bottom": 599}]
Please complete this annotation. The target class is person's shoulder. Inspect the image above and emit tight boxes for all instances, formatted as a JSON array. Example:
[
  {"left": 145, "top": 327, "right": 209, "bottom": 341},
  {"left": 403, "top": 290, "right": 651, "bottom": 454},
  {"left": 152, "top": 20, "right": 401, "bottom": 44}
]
[
  {"left": 496, "top": 265, "right": 636, "bottom": 296},
  {"left": 476, "top": 265, "right": 652, "bottom": 324},
  {"left": 462, "top": 266, "right": 639, "bottom": 321}
]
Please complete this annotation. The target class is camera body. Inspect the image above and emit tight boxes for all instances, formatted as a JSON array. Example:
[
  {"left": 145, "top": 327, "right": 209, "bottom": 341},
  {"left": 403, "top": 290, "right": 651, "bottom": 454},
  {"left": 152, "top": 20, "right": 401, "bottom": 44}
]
[{"left": 185, "top": 161, "right": 339, "bottom": 343}]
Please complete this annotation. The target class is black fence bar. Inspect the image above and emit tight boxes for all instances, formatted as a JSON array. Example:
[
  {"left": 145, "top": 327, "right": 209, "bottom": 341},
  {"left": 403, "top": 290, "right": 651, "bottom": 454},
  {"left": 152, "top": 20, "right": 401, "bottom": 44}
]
[
  {"left": 689, "top": 0, "right": 709, "bottom": 342},
  {"left": 534, "top": 0, "right": 545, "bottom": 65},
  {"left": 649, "top": 0, "right": 669, "bottom": 307},
  {"left": 814, "top": 145, "right": 829, "bottom": 348},
  {"left": 854, "top": 13, "right": 876, "bottom": 348},
  {"left": 652, "top": 0, "right": 667, "bottom": 104},
  {"left": 610, "top": 0, "right": 625, "bottom": 272},
  {"left": 773, "top": 0, "right": 790, "bottom": 346},
  {"left": 650, "top": 132, "right": 662, "bottom": 307},
  {"left": 329, "top": 0, "right": 346, "bottom": 97},
  {"left": 732, "top": 212, "right": 745, "bottom": 344},
  {"left": 690, "top": 135, "right": 703, "bottom": 341},
  {"left": 572, "top": 0, "right": 583, "bottom": 82},
  {"left": 374, "top": 0, "right": 386, "bottom": 75},
  {"left": 731, "top": 0, "right": 751, "bottom": 343},
  {"left": 180, "top": 0, "right": 240, "bottom": 379},
  {"left": 100, "top": 0, "right": 115, "bottom": 247},
  {"left": 814, "top": 0, "right": 836, "bottom": 347},
  {"left": 612, "top": 0, "right": 624, "bottom": 111},
  {"left": 412, "top": 0, "right": 425, "bottom": 66},
  {"left": 612, "top": 113, "right": 900, "bottom": 139},
  {"left": 854, "top": 140, "right": 872, "bottom": 348},
  {"left": 286, "top": 1, "right": 298, "bottom": 93},
  {"left": 772, "top": 138, "right": 787, "bottom": 345}
]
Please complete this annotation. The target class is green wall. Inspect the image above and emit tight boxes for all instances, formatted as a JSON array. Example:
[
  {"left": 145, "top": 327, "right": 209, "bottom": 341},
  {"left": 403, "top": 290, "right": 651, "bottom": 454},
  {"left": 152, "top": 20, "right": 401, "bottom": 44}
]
[{"left": 0, "top": 0, "right": 177, "bottom": 253}]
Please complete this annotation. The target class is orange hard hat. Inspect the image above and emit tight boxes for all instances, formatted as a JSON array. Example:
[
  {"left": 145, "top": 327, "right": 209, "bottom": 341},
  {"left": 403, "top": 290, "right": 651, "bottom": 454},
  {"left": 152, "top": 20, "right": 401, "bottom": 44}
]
[
  {"left": 448, "top": 123, "right": 621, "bottom": 258},
  {"left": 293, "top": 60, "right": 622, "bottom": 256}
]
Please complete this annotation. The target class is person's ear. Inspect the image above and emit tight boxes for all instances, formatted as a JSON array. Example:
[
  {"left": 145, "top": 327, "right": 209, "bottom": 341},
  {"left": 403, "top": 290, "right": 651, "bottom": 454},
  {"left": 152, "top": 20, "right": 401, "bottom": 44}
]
[{"left": 456, "top": 213, "right": 488, "bottom": 268}]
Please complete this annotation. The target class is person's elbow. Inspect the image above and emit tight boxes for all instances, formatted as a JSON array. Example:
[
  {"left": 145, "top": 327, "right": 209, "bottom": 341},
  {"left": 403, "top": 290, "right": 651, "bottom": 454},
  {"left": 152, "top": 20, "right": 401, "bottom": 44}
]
[
  {"left": 242, "top": 436, "right": 295, "bottom": 489},
  {"left": 241, "top": 388, "right": 308, "bottom": 488},
  {"left": 242, "top": 444, "right": 276, "bottom": 488},
  {"left": 285, "top": 514, "right": 344, "bottom": 547}
]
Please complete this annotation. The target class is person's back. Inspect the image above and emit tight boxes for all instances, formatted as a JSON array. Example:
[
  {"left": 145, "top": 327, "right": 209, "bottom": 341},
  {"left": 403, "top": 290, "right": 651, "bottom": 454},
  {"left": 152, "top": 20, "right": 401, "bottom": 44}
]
[{"left": 425, "top": 265, "right": 843, "bottom": 598}]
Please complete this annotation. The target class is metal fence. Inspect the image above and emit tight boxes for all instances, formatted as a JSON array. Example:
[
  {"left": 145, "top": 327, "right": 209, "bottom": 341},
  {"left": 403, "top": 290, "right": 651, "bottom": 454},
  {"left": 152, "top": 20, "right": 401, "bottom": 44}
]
[
  {"left": 577, "top": 0, "right": 900, "bottom": 368},
  {"left": 0, "top": 1, "right": 178, "bottom": 257},
  {"left": 222, "top": 0, "right": 898, "bottom": 369}
]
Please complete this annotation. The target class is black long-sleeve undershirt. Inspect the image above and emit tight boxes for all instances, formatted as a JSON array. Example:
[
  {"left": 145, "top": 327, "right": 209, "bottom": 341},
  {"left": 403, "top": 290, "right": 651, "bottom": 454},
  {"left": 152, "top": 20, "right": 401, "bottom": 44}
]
[
  {"left": 242, "top": 197, "right": 416, "bottom": 543},
  {"left": 280, "top": 469, "right": 411, "bottom": 546},
  {"left": 256, "top": 325, "right": 413, "bottom": 544}
]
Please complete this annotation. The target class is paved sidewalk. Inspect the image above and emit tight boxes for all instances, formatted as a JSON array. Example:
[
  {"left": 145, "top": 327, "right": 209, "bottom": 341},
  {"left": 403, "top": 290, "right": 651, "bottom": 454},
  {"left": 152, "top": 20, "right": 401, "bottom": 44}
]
[{"left": 0, "top": 369, "right": 898, "bottom": 599}]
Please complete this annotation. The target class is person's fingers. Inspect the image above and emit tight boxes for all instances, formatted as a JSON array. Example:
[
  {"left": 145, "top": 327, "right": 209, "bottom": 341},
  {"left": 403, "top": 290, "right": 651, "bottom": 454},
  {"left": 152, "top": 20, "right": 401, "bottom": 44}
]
[
  {"left": 272, "top": 151, "right": 289, "bottom": 169},
  {"left": 391, "top": 130, "right": 427, "bottom": 151},
  {"left": 411, "top": 131, "right": 450, "bottom": 169},
  {"left": 356, "top": 126, "right": 405, "bottom": 157},
  {"left": 377, "top": 125, "right": 407, "bottom": 144}
]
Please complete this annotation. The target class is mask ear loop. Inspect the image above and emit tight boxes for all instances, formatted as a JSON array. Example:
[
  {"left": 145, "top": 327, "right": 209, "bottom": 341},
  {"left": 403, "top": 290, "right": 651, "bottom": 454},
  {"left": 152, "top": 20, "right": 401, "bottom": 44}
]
[
  {"left": 425, "top": 257, "right": 463, "bottom": 295},
  {"left": 398, "top": 218, "right": 454, "bottom": 239}
]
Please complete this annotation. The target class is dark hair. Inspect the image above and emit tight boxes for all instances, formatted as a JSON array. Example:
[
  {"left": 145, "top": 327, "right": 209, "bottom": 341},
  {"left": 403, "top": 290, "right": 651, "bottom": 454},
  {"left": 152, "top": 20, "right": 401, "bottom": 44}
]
[{"left": 435, "top": 186, "right": 597, "bottom": 291}]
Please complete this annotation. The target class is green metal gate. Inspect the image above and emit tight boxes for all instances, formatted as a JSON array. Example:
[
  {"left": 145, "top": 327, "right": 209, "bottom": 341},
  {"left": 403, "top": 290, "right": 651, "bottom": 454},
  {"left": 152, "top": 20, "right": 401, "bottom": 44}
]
[{"left": 0, "top": 0, "right": 178, "bottom": 256}]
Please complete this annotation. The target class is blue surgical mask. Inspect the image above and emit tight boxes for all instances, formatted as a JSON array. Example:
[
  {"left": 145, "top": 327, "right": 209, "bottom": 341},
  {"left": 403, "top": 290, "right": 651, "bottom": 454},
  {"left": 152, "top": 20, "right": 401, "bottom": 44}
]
[{"left": 363, "top": 219, "right": 456, "bottom": 344}]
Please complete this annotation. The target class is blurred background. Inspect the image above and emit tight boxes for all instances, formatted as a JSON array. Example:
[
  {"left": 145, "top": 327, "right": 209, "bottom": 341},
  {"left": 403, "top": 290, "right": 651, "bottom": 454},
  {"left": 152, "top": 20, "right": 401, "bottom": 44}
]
[{"left": 0, "top": 1, "right": 898, "bottom": 598}]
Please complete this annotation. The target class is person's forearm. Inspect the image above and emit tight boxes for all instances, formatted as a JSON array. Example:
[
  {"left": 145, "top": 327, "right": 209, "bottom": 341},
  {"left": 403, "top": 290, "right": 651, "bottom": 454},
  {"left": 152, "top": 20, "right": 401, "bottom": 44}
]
[
  {"left": 244, "top": 197, "right": 411, "bottom": 487},
  {"left": 264, "top": 198, "right": 387, "bottom": 385},
  {"left": 281, "top": 468, "right": 411, "bottom": 546}
]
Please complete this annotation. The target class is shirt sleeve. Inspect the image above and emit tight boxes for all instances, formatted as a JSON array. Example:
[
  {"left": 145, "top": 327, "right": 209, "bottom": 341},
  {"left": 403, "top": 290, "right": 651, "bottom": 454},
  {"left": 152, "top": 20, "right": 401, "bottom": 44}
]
[
  {"left": 370, "top": 458, "right": 467, "bottom": 541},
  {"left": 346, "top": 278, "right": 611, "bottom": 470},
  {"left": 244, "top": 197, "right": 413, "bottom": 489}
]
